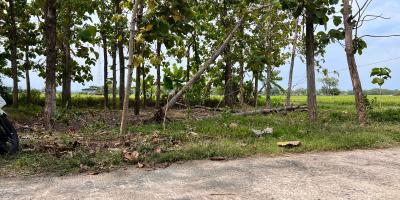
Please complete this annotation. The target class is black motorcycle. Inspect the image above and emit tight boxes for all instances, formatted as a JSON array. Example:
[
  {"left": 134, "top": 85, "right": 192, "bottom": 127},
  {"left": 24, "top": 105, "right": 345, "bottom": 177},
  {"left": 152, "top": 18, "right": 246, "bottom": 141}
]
[{"left": 0, "top": 97, "right": 19, "bottom": 155}]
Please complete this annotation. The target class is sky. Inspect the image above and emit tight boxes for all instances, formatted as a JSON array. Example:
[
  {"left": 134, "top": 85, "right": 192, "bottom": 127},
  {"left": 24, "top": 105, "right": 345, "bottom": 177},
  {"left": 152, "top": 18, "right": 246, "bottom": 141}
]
[{"left": 2, "top": 0, "right": 400, "bottom": 92}]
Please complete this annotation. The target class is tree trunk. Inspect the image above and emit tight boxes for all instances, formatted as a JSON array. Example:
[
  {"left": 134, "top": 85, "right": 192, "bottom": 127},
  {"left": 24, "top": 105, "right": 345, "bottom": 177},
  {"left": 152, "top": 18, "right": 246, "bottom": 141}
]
[
  {"left": 152, "top": 15, "right": 245, "bottom": 121},
  {"left": 265, "top": 65, "right": 272, "bottom": 110},
  {"left": 286, "top": 19, "right": 299, "bottom": 107},
  {"left": 142, "top": 63, "right": 146, "bottom": 108},
  {"left": 8, "top": 0, "right": 18, "bottom": 108},
  {"left": 102, "top": 32, "right": 109, "bottom": 109},
  {"left": 155, "top": 41, "right": 162, "bottom": 108},
  {"left": 112, "top": 41, "right": 117, "bottom": 109},
  {"left": 44, "top": 0, "right": 57, "bottom": 130},
  {"left": 62, "top": 6, "right": 72, "bottom": 108},
  {"left": 134, "top": 60, "right": 141, "bottom": 115},
  {"left": 193, "top": 31, "right": 200, "bottom": 71},
  {"left": 118, "top": 35, "right": 125, "bottom": 110},
  {"left": 116, "top": 0, "right": 125, "bottom": 110},
  {"left": 239, "top": 60, "right": 244, "bottom": 106},
  {"left": 134, "top": 3, "right": 144, "bottom": 115},
  {"left": 24, "top": 45, "right": 31, "bottom": 105},
  {"left": 305, "top": 7, "right": 317, "bottom": 121},
  {"left": 119, "top": 0, "right": 140, "bottom": 137},
  {"left": 186, "top": 43, "right": 191, "bottom": 81},
  {"left": 343, "top": 0, "right": 366, "bottom": 125},
  {"left": 238, "top": 22, "right": 245, "bottom": 106},
  {"left": 254, "top": 72, "right": 259, "bottom": 108},
  {"left": 222, "top": 1, "right": 235, "bottom": 107}
]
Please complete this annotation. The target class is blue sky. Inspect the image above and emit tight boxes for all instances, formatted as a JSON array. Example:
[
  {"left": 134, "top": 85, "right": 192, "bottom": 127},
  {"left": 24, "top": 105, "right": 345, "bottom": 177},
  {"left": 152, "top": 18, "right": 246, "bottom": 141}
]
[{"left": 3, "top": 0, "right": 400, "bottom": 92}]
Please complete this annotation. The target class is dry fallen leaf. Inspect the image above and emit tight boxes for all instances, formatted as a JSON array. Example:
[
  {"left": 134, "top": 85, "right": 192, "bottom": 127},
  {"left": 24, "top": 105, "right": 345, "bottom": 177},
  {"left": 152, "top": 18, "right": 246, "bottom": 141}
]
[
  {"left": 123, "top": 150, "right": 140, "bottom": 162},
  {"left": 154, "top": 147, "right": 162, "bottom": 154},
  {"left": 137, "top": 162, "right": 144, "bottom": 168},
  {"left": 229, "top": 123, "right": 239, "bottom": 129}
]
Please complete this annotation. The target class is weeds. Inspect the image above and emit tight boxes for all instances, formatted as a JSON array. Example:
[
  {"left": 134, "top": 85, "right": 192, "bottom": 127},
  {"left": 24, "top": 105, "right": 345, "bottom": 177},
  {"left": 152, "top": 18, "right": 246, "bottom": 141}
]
[{"left": 1, "top": 96, "right": 400, "bottom": 177}]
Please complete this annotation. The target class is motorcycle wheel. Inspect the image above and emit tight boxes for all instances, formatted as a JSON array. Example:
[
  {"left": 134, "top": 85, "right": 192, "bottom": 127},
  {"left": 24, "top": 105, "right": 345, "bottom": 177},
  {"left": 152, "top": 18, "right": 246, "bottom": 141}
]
[{"left": 0, "top": 115, "right": 19, "bottom": 155}]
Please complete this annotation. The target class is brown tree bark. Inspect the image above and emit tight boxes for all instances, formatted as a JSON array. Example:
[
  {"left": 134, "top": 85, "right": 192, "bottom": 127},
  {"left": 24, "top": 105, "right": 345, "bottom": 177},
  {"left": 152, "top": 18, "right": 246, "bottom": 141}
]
[
  {"left": 134, "top": 3, "right": 144, "bottom": 115},
  {"left": 119, "top": 0, "right": 140, "bottom": 137},
  {"left": 142, "top": 63, "right": 146, "bottom": 108},
  {"left": 111, "top": 41, "right": 117, "bottom": 109},
  {"left": 44, "top": 0, "right": 57, "bottom": 130},
  {"left": 186, "top": 43, "right": 191, "bottom": 82},
  {"left": 238, "top": 26, "right": 245, "bottom": 106},
  {"left": 265, "top": 64, "right": 272, "bottom": 110},
  {"left": 101, "top": 32, "right": 109, "bottom": 109},
  {"left": 239, "top": 60, "right": 244, "bottom": 106},
  {"left": 118, "top": 30, "right": 125, "bottom": 110},
  {"left": 152, "top": 16, "right": 245, "bottom": 121},
  {"left": 222, "top": 1, "right": 235, "bottom": 107},
  {"left": 134, "top": 65, "right": 141, "bottom": 115},
  {"left": 253, "top": 72, "right": 259, "bottom": 108},
  {"left": 305, "top": 7, "right": 317, "bottom": 121},
  {"left": 343, "top": 0, "right": 366, "bottom": 125},
  {"left": 116, "top": 0, "right": 125, "bottom": 110},
  {"left": 24, "top": 45, "right": 31, "bottom": 105},
  {"left": 155, "top": 41, "right": 162, "bottom": 108},
  {"left": 286, "top": 19, "right": 299, "bottom": 107},
  {"left": 8, "top": 0, "right": 18, "bottom": 108},
  {"left": 61, "top": 6, "right": 72, "bottom": 108}
]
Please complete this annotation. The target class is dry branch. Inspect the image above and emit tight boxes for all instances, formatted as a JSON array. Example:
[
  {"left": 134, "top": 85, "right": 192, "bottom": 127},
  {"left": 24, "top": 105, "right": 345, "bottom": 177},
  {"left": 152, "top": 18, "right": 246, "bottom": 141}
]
[{"left": 152, "top": 15, "right": 246, "bottom": 122}]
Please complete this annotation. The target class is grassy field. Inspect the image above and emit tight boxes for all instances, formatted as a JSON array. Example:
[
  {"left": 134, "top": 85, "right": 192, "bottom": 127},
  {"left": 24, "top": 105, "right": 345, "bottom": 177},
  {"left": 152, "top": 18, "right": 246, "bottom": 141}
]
[{"left": 0, "top": 95, "right": 399, "bottom": 176}]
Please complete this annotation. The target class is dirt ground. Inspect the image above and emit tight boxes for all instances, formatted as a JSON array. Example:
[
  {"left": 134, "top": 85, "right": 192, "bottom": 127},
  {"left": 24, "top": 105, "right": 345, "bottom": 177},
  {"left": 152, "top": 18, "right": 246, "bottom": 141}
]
[{"left": 1, "top": 148, "right": 399, "bottom": 200}]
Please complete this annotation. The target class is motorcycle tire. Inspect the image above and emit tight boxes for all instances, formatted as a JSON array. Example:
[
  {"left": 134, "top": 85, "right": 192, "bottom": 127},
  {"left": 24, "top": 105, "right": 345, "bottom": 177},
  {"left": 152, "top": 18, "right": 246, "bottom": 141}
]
[{"left": 0, "top": 115, "right": 19, "bottom": 155}]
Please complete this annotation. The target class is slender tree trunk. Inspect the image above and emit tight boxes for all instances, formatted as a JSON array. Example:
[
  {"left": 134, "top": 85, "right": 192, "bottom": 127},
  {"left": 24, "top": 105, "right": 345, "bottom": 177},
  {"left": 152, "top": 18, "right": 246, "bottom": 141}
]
[
  {"left": 112, "top": 41, "right": 117, "bottom": 109},
  {"left": 186, "top": 44, "right": 191, "bottom": 81},
  {"left": 305, "top": 7, "right": 317, "bottom": 121},
  {"left": 153, "top": 16, "right": 245, "bottom": 121},
  {"left": 116, "top": 0, "right": 125, "bottom": 110},
  {"left": 24, "top": 45, "right": 31, "bottom": 105},
  {"left": 222, "top": 1, "right": 234, "bottom": 107},
  {"left": 343, "top": 0, "right": 366, "bottom": 125},
  {"left": 134, "top": 60, "right": 141, "bottom": 115},
  {"left": 155, "top": 41, "right": 161, "bottom": 108},
  {"left": 265, "top": 65, "right": 272, "bottom": 110},
  {"left": 193, "top": 31, "right": 200, "bottom": 71},
  {"left": 118, "top": 40, "right": 125, "bottom": 110},
  {"left": 44, "top": 0, "right": 57, "bottom": 130},
  {"left": 102, "top": 32, "right": 109, "bottom": 108},
  {"left": 239, "top": 60, "right": 244, "bottom": 106},
  {"left": 8, "top": 0, "right": 18, "bottom": 107},
  {"left": 254, "top": 72, "right": 259, "bottom": 108},
  {"left": 119, "top": 0, "right": 140, "bottom": 137},
  {"left": 142, "top": 63, "right": 146, "bottom": 108},
  {"left": 239, "top": 23, "right": 245, "bottom": 106},
  {"left": 134, "top": 3, "right": 144, "bottom": 115},
  {"left": 62, "top": 6, "right": 72, "bottom": 108},
  {"left": 286, "top": 19, "right": 299, "bottom": 107}
]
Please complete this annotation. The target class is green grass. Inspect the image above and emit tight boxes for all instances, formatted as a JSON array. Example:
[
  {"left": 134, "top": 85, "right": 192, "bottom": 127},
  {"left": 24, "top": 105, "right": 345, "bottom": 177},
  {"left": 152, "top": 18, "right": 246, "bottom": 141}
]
[
  {"left": 137, "top": 109, "right": 400, "bottom": 163},
  {"left": 1, "top": 95, "right": 400, "bottom": 176}
]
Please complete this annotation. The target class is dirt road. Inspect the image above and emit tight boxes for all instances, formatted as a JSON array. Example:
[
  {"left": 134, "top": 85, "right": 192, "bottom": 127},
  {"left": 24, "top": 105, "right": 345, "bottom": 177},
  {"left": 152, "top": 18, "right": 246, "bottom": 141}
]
[{"left": 1, "top": 148, "right": 400, "bottom": 200}]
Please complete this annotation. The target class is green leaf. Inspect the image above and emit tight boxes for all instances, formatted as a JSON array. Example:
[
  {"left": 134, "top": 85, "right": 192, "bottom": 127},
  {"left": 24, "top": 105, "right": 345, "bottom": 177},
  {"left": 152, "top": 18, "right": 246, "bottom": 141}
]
[{"left": 333, "top": 16, "right": 342, "bottom": 26}]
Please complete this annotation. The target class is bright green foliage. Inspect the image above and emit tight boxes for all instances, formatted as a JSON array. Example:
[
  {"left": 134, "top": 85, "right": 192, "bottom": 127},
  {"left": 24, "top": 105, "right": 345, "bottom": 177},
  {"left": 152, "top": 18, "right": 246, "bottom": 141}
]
[{"left": 370, "top": 67, "right": 392, "bottom": 87}]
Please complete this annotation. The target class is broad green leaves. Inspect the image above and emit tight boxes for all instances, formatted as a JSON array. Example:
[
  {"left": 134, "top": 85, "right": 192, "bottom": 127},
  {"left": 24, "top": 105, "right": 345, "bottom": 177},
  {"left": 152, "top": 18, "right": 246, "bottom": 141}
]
[
  {"left": 370, "top": 67, "right": 391, "bottom": 87},
  {"left": 353, "top": 37, "right": 367, "bottom": 55}
]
